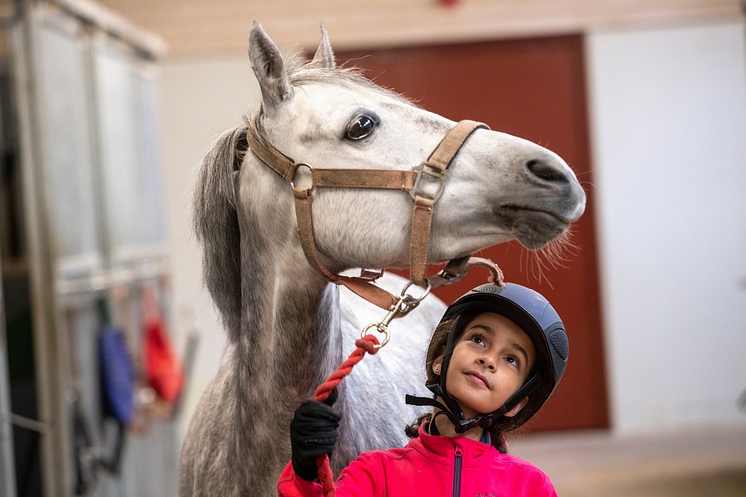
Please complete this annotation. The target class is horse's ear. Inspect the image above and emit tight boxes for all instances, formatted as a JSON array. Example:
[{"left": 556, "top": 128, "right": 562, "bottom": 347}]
[
  {"left": 249, "top": 21, "right": 293, "bottom": 109},
  {"left": 310, "top": 22, "right": 335, "bottom": 70}
]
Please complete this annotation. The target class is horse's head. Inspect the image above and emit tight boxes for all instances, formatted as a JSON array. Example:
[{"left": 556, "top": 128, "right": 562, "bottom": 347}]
[
  {"left": 244, "top": 22, "right": 585, "bottom": 274},
  {"left": 195, "top": 22, "right": 586, "bottom": 330}
]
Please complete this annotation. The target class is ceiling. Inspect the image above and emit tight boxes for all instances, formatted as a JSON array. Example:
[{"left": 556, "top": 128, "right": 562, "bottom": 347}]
[{"left": 84, "top": 0, "right": 743, "bottom": 58}]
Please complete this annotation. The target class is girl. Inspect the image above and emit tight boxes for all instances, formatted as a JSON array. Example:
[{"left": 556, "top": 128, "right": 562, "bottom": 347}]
[{"left": 279, "top": 282, "right": 569, "bottom": 496}]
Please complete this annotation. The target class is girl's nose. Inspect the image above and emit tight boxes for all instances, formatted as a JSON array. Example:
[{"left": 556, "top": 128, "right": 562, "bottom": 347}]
[{"left": 478, "top": 357, "right": 495, "bottom": 370}]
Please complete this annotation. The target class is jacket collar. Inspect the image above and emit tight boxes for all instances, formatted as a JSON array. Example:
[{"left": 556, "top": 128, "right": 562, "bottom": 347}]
[
  {"left": 428, "top": 419, "right": 491, "bottom": 445},
  {"left": 410, "top": 423, "right": 497, "bottom": 468}
]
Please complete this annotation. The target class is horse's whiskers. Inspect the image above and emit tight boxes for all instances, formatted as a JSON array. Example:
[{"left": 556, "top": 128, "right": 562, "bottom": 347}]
[
  {"left": 513, "top": 230, "right": 580, "bottom": 287},
  {"left": 543, "top": 230, "right": 579, "bottom": 266}
]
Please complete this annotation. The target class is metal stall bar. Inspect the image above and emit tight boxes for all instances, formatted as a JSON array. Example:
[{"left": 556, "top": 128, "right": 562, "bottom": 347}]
[
  {"left": 11, "top": 4, "right": 70, "bottom": 495},
  {"left": 0, "top": 7, "right": 18, "bottom": 493},
  {"left": 0, "top": 250, "right": 17, "bottom": 497}
]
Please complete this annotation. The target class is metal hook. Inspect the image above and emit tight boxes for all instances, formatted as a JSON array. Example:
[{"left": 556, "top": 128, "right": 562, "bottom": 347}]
[
  {"left": 360, "top": 279, "right": 433, "bottom": 348},
  {"left": 361, "top": 296, "right": 407, "bottom": 348},
  {"left": 361, "top": 322, "right": 391, "bottom": 349}
]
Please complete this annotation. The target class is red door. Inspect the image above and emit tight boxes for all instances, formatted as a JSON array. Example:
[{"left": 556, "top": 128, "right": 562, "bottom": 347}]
[{"left": 338, "top": 35, "right": 608, "bottom": 431}]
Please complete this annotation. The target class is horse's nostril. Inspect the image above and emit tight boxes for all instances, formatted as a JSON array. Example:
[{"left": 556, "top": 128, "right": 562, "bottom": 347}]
[{"left": 526, "top": 159, "right": 569, "bottom": 183}]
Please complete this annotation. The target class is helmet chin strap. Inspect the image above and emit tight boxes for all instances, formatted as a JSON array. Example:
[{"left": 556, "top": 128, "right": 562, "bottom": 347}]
[{"left": 405, "top": 373, "right": 543, "bottom": 434}]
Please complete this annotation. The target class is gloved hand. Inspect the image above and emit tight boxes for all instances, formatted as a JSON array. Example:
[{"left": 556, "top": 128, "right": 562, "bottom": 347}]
[{"left": 290, "top": 389, "right": 341, "bottom": 481}]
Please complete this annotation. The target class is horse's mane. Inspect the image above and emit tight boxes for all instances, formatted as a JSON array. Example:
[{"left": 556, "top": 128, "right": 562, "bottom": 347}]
[{"left": 193, "top": 123, "right": 246, "bottom": 342}]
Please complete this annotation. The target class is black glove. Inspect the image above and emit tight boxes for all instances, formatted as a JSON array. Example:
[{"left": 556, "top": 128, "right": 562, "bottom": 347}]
[{"left": 290, "top": 390, "right": 341, "bottom": 481}]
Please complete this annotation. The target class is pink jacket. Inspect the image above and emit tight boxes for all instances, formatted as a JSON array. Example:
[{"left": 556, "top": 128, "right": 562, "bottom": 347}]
[{"left": 278, "top": 424, "right": 557, "bottom": 497}]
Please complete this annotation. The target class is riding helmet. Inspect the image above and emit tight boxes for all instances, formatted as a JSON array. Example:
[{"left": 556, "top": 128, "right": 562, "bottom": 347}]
[{"left": 407, "top": 282, "right": 569, "bottom": 433}]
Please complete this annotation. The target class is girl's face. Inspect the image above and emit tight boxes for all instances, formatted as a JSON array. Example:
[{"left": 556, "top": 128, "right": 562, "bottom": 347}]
[{"left": 433, "top": 312, "right": 536, "bottom": 420}]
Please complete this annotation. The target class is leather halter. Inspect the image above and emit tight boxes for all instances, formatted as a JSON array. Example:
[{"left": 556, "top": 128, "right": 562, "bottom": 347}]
[{"left": 245, "top": 117, "right": 502, "bottom": 310}]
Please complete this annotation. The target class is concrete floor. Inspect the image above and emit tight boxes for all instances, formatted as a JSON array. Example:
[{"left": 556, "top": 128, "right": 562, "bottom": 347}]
[{"left": 508, "top": 423, "right": 746, "bottom": 496}]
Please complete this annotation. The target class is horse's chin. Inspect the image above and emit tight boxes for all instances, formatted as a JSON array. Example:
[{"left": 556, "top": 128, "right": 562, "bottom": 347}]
[{"left": 495, "top": 206, "right": 570, "bottom": 250}]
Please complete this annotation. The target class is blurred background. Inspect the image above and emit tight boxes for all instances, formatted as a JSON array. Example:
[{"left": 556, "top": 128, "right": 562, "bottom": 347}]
[{"left": 0, "top": 0, "right": 744, "bottom": 496}]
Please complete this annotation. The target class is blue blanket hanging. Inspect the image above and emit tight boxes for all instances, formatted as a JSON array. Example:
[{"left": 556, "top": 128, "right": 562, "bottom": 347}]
[{"left": 97, "top": 325, "right": 135, "bottom": 425}]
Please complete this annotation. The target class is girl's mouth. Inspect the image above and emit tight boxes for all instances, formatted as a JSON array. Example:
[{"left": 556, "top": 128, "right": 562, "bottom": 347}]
[{"left": 465, "top": 371, "right": 489, "bottom": 389}]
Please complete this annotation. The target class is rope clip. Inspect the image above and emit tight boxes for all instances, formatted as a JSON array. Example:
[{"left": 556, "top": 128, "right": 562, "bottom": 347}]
[{"left": 361, "top": 280, "right": 432, "bottom": 349}]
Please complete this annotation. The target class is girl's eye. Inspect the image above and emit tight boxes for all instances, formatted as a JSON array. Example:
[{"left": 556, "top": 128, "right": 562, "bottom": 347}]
[
  {"left": 505, "top": 356, "right": 520, "bottom": 368},
  {"left": 347, "top": 115, "right": 376, "bottom": 140},
  {"left": 470, "top": 334, "right": 486, "bottom": 346}
]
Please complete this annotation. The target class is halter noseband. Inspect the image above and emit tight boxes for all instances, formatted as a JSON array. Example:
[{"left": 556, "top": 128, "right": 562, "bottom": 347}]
[{"left": 245, "top": 117, "right": 502, "bottom": 310}]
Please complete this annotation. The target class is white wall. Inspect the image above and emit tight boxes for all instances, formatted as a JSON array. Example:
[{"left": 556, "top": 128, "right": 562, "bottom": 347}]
[
  {"left": 586, "top": 21, "right": 746, "bottom": 434},
  {"left": 158, "top": 55, "right": 259, "bottom": 437}
]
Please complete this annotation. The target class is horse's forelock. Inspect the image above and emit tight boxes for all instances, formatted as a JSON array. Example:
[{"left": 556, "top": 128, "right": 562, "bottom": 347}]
[{"left": 193, "top": 122, "right": 249, "bottom": 342}]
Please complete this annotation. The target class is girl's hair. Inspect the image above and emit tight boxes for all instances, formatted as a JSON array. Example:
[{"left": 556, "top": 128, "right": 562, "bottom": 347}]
[{"left": 404, "top": 309, "right": 549, "bottom": 454}]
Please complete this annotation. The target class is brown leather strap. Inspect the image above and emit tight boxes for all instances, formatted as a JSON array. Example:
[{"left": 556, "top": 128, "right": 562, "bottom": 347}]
[
  {"left": 247, "top": 118, "right": 417, "bottom": 190},
  {"left": 428, "top": 256, "right": 504, "bottom": 288},
  {"left": 427, "top": 120, "right": 488, "bottom": 171},
  {"left": 294, "top": 187, "right": 337, "bottom": 281},
  {"left": 312, "top": 169, "right": 416, "bottom": 190},
  {"left": 294, "top": 186, "right": 399, "bottom": 309},
  {"left": 338, "top": 278, "right": 399, "bottom": 310},
  {"left": 246, "top": 118, "right": 296, "bottom": 182},
  {"left": 462, "top": 257, "right": 505, "bottom": 287},
  {"left": 409, "top": 120, "right": 488, "bottom": 286},
  {"left": 410, "top": 196, "right": 435, "bottom": 288}
]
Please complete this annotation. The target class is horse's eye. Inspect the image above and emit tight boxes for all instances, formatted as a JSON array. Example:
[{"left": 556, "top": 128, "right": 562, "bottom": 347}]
[{"left": 347, "top": 115, "right": 376, "bottom": 140}]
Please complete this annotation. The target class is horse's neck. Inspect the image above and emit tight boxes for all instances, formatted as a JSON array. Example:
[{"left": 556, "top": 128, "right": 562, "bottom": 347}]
[
  {"left": 231, "top": 175, "right": 344, "bottom": 446},
  {"left": 237, "top": 245, "right": 341, "bottom": 393}
]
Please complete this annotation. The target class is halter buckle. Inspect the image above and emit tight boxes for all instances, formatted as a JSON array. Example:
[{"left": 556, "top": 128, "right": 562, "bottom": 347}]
[
  {"left": 358, "top": 268, "right": 385, "bottom": 281},
  {"left": 410, "top": 162, "right": 446, "bottom": 202},
  {"left": 428, "top": 268, "right": 467, "bottom": 287}
]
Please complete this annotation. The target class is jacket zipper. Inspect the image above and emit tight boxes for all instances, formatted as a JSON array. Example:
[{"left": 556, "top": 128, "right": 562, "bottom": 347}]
[{"left": 453, "top": 444, "right": 463, "bottom": 497}]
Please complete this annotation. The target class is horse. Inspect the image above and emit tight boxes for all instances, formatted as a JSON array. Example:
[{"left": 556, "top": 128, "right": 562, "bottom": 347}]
[{"left": 179, "top": 21, "right": 586, "bottom": 497}]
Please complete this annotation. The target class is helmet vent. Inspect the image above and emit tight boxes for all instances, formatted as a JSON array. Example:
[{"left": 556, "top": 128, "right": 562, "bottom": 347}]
[{"left": 549, "top": 328, "right": 569, "bottom": 361}]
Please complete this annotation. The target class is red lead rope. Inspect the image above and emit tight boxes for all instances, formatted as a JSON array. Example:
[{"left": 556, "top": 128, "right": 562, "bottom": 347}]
[{"left": 312, "top": 334, "right": 380, "bottom": 497}]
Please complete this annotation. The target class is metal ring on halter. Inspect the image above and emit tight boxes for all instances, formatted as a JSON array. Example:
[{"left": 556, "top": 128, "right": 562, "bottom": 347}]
[
  {"left": 291, "top": 163, "right": 314, "bottom": 192},
  {"left": 361, "top": 322, "right": 390, "bottom": 349},
  {"left": 400, "top": 279, "right": 432, "bottom": 312}
]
